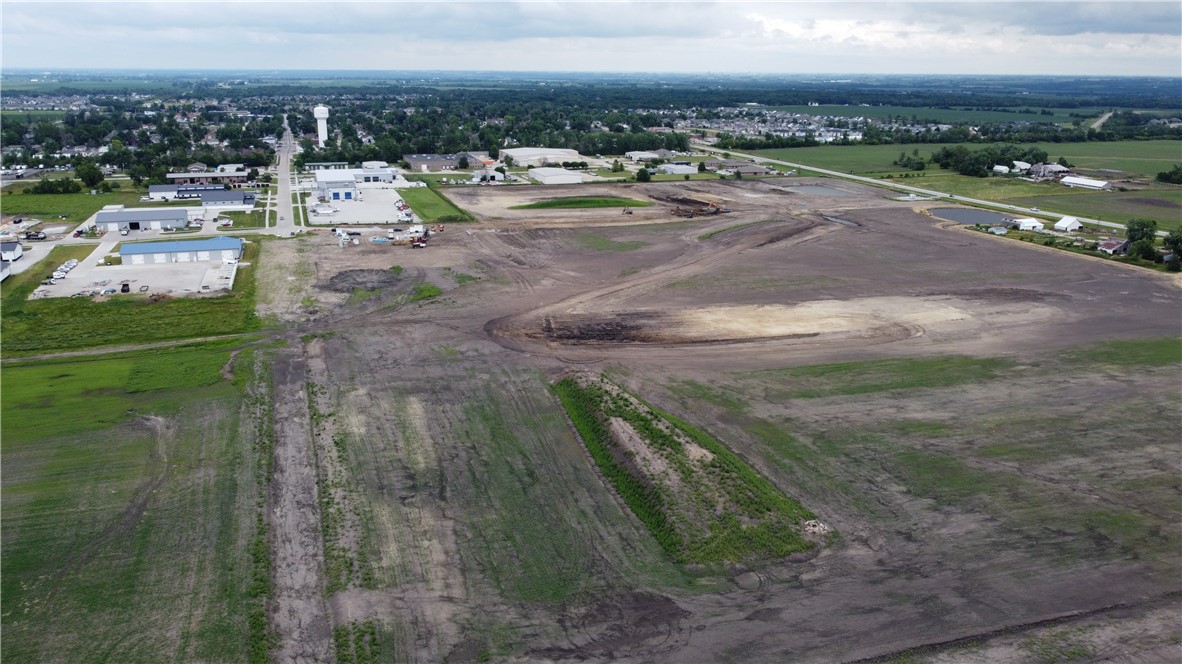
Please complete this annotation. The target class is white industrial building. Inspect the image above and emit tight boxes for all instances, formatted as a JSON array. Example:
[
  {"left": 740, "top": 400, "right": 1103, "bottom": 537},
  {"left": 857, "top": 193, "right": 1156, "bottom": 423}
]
[
  {"left": 502, "top": 147, "right": 583, "bottom": 168},
  {"left": 658, "top": 164, "right": 698, "bottom": 175},
  {"left": 528, "top": 167, "right": 583, "bottom": 185},
  {"left": 95, "top": 207, "right": 190, "bottom": 232},
  {"left": 314, "top": 167, "right": 397, "bottom": 200},
  {"left": 625, "top": 151, "right": 660, "bottom": 162},
  {"left": 1060, "top": 176, "right": 1111, "bottom": 190},
  {"left": 120, "top": 236, "right": 244, "bottom": 265},
  {"left": 1054, "top": 216, "right": 1083, "bottom": 232}
]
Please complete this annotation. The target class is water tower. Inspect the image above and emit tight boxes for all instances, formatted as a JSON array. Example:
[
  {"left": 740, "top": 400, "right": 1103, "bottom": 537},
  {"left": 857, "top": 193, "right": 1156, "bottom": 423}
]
[{"left": 313, "top": 105, "right": 330, "bottom": 147}]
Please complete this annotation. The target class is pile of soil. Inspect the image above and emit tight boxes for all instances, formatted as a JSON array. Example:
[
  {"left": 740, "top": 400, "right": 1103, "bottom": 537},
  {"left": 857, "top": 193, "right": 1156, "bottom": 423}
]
[{"left": 318, "top": 269, "right": 401, "bottom": 293}]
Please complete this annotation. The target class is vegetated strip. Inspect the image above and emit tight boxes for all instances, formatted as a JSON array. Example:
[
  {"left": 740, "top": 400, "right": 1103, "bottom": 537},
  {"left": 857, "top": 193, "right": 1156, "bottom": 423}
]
[
  {"left": 511, "top": 196, "right": 652, "bottom": 210},
  {"left": 398, "top": 185, "right": 475, "bottom": 222},
  {"left": 553, "top": 373, "right": 818, "bottom": 565}
]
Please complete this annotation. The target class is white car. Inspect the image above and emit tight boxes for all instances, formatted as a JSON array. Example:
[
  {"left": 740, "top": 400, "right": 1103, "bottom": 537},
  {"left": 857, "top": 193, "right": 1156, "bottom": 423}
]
[{"left": 120, "top": 229, "right": 129, "bottom": 236}]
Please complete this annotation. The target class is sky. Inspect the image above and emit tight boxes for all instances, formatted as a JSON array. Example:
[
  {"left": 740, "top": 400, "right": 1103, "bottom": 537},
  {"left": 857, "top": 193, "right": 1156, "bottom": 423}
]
[{"left": 2, "top": 0, "right": 1180, "bottom": 77}]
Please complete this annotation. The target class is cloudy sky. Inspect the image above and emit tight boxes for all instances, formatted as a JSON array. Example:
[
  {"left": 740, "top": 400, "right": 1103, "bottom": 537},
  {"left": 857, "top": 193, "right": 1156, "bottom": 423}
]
[{"left": 2, "top": 1, "right": 1180, "bottom": 77}]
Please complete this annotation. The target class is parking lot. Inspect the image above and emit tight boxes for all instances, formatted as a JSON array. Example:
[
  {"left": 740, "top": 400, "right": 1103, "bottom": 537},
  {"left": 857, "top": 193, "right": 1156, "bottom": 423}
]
[{"left": 304, "top": 183, "right": 415, "bottom": 225}]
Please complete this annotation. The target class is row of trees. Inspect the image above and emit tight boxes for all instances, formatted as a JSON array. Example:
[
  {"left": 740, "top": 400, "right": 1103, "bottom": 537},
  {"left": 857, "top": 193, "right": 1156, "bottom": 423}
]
[{"left": 929, "top": 144, "right": 1050, "bottom": 177}]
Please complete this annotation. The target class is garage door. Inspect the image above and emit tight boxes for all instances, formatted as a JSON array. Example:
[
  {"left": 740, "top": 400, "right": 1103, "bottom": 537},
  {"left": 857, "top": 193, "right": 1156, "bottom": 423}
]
[
  {"left": 131, "top": 254, "right": 145, "bottom": 265},
  {"left": 153, "top": 253, "right": 167, "bottom": 263},
  {"left": 332, "top": 192, "right": 340, "bottom": 200},
  {"left": 150, "top": 221, "right": 162, "bottom": 230},
  {"left": 345, "top": 191, "right": 353, "bottom": 199},
  {"left": 197, "top": 251, "right": 210, "bottom": 261},
  {"left": 177, "top": 252, "right": 191, "bottom": 262}
]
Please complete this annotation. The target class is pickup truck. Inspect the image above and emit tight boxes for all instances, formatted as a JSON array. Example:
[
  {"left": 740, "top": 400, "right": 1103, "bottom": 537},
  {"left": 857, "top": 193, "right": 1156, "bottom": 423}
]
[{"left": 22, "top": 231, "right": 46, "bottom": 240}]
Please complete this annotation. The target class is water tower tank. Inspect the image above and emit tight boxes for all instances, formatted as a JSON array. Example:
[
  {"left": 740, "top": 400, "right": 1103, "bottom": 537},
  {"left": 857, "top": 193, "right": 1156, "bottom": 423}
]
[{"left": 314, "top": 105, "right": 330, "bottom": 147}]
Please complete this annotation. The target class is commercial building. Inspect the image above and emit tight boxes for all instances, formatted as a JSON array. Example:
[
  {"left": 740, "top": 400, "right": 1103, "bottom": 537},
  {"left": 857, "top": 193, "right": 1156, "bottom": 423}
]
[
  {"left": 658, "top": 164, "right": 698, "bottom": 175},
  {"left": 626, "top": 151, "right": 660, "bottom": 162},
  {"left": 501, "top": 147, "right": 583, "bottom": 168},
  {"left": 166, "top": 171, "right": 249, "bottom": 185},
  {"left": 528, "top": 167, "right": 583, "bottom": 185},
  {"left": 200, "top": 190, "right": 257, "bottom": 206},
  {"left": 120, "top": 236, "right": 244, "bottom": 265},
  {"left": 314, "top": 167, "right": 398, "bottom": 200},
  {"left": 1060, "top": 176, "right": 1111, "bottom": 191},
  {"left": 404, "top": 153, "right": 463, "bottom": 172},
  {"left": 94, "top": 207, "right": 190, "bottom": 232},
  {"left": 148, "top": 183, "right": 225, "bottom": 200}
]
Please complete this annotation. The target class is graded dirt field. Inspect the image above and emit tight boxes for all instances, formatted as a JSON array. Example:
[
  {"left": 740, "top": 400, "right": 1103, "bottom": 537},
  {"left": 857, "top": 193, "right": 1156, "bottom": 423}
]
[
  {"left": 6, "top": 177, "right": 1178, "bottom": 663},
  {"left": 237, "top": 178, "right": 1180, "bottom": 663}
]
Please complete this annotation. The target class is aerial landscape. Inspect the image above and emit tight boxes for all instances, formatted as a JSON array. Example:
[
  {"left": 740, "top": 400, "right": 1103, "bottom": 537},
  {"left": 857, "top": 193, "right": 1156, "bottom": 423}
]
[{"left": 1, "top": 2, "right": 1180, "bottom": 663}]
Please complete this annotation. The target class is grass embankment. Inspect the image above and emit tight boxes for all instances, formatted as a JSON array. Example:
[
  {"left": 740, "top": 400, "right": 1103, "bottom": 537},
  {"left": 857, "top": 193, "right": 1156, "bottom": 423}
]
[
  {"left": 398, "top": 182, "right": 475, "bottom": 222},
  {"left": 1, "top": 342, "right": 268, "bottom": 662},
  {"left": 1, "top": 242, "right": 263, "bottom": 356},
  {"left": 511, "top": 196, "right": 652, "bottom": 210},
  {"left": 554, "top": 374, "right": 817, "bottom": 565}
]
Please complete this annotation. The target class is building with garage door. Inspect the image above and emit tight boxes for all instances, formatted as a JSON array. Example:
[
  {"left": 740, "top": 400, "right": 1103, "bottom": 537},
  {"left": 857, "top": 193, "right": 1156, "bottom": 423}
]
[
  {"left": 528, "top": 167, "right": 583, "bottom": 185},
  {"left": 95, "top": 207, "right": 190, "bottom": 232},
  {"left": 120, "top": 236, "right": 244, "bottom": 265},
  {"left": 315, "top": 166, "right": 397, "bottom": 200}
]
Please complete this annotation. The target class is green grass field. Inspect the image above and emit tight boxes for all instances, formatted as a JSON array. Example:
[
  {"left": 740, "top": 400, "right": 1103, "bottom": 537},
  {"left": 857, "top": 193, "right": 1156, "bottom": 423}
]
[
  {"left": 218, "top": 209, "right": 268, "bottom": 229},
  {"left": 511, "top": 196, "right": 651, "bottom": 210},
  {"left": 0, "top": 186, "right": 188, "bottom": 224},
  {"left": 1, "top": 242, "right": 263, "bottom": 356},
  {"left": 398, "top": 187, "right": 474, "bottom": 222},
  {"left": 1, "top": 344, "right": 265, "bottom": 662},
  {"left": 765, "top": 105, "right": 1098, "bottom": 125}
]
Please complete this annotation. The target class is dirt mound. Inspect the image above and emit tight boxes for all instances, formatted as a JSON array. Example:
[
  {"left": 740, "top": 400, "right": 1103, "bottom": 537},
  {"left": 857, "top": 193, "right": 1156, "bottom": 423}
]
[{"left": 318, "top": 269, "right": 401, "bottom": 293}]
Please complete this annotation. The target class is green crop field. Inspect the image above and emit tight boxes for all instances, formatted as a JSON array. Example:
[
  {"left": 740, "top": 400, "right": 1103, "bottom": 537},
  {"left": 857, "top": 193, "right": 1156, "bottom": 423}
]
[
  {"left": 511, "top": 196, "right": 651, "bottom": 210},
  {"left": 764, "top": 104, "right": 1098, "bottom": 125},
  {"left": 398, "top": 186, "right": 474, "bottom": 222},
  {"left": 1, "top": 242, "right": 262, "bottom": 356},
  {"left": 0, "top": 343, "right": 268, "bottom": 662}
]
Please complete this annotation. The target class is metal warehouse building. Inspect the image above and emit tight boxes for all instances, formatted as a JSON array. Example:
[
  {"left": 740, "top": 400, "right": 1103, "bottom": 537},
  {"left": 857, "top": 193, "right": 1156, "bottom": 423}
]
[
  {"left": 528, "top": 167, "right": 583, "bottom": 185},
  {"left": 120, "top": 237, "right": 244, "bottom": 265},
  {"left": 95, "top": 207, "right": 190, "bottom": 232}
]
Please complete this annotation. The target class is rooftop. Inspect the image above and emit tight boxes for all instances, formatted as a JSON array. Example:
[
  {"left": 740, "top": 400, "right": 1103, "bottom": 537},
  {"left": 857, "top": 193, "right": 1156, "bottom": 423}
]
[{"left": 120, "top": 236, "right": 243, "bottom": 256}]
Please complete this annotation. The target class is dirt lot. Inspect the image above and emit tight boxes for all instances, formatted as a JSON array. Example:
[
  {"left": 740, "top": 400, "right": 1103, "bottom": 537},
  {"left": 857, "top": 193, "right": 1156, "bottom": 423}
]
[{"left": 254, "top": 178, "right": 1181, "bottom": 662}]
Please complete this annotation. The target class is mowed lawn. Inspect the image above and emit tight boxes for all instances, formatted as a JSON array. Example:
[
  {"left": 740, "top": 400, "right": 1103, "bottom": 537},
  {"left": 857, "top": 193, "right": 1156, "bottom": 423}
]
[
  {"left": 398, "top": 186, "right": 474, "bottom": 221},
  {"left": 1, "top": 346, "right": 261, "bottom": 663}
]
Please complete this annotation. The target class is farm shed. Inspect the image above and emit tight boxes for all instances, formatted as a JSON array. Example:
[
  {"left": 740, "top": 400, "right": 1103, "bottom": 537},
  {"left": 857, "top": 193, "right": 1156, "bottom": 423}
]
[
  {"left": 120, "top": 236, "right": 244, "bottom": 265},
  {"left": 1054, "top": 216, "right": 1083, "bottom": 232},
  {"left": 1014, "top": 218, "right": 1045, "bottom": 232},
  {"left": 95, "top": 208, "right": 189, "bottom": 232},
  {"left": 993, "top": 165, "right": 1010, "bottom": 175},
  {"left": 1097, "top": 239, "right": 1129, "bottom": 255},
  {"left": 1, "top": 241, "right": 24, "bottom": 261},
  {"left": 1060, "top": 176, "right": 1111, "bottom": 190},
  {"left": 528, "top": 167, "right": 583, "bottom": 185}
]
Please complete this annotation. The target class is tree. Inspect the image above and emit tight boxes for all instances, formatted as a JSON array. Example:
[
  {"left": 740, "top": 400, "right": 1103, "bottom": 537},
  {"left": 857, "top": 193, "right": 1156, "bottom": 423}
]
[
  {"left": 697, "top": 161, "right": 706, "bottom": 173},
  {"left": 1129, "top": 238, "right": 1158, "bottom": 262},
  {"left": 635, "top": 168, "right": 651, "bottom": 182},
  {"left": 1156, "top": 164, "right": 1182, "bottom": 185},
  {"left": 1125, "top": 218, "right": 1158, "bottom": 244},
  {"left": 458, "top": 155, "right": 470, "bottom": 169},
  {"left": 684, "top": 174, "right": 691, "bottom": 181},
  {"left": 1057, "top": 156, "right": 1073, "bottom": 168},
  {"left": 1163, "top": 228, "right": 1182, "bottom": 255},
  {"left": 611, "top": 159, "right": 624, "bottom": 173},
  {"left": 74, "top": 159, "right": 104, "bottom": 188}
]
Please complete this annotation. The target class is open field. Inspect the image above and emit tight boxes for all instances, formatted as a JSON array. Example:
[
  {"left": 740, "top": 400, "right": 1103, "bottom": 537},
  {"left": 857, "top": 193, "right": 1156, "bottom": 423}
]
[
  {"left": 0, "top": 343, "right": 271, "bottom": 662},
  {"left": 765, "top": 104, "right": 1098, "bottom": 124},
  {"left": 511, "top": 196, "right": 652, "bottom": 210},
  {"left": 396, "top": 185, "right": 474, "bottom": 221},
  {"left": 0, "top": 186, "right": 190, "bottom": 223},
  {"left": 6, "top": 176, "right": 1180, "bottom": 662}
]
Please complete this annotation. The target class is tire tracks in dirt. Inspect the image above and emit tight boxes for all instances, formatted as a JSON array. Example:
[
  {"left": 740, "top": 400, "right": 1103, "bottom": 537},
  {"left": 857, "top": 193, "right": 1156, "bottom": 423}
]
[{"left": 269, "top": 344, "right": 334, "bottom": 663}]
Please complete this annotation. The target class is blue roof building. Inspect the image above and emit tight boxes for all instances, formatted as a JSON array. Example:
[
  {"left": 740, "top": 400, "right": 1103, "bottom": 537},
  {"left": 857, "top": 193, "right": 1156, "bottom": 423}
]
[{"left": 120, "top": 237, "right": 244, "bottom": 264}]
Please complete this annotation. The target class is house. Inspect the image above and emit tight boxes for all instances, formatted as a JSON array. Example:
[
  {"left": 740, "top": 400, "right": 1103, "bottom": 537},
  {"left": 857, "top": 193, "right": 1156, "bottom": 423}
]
[
  {"left": 120, "top": 236, "right": 244, "bottom": 265},
  {"left": 94, "top": 207, "right": 189, "bottom": 232},
  {"left": 0, "top": 241, "right": 24, "bottom": 262},
  {"left": 1014, "top": 218, "right": 1045, "bottom": 232},
  {"left": 1054, "top": 216, "right": 1083, "bottom": 232},
  {"left": 528, "top": 167, "right": 583, "bottom": 185},
  {"left": 1097, "top": 239, "right": 1129, "bottom": 255},
  {"left": 704, "top": 158, "right": 754, "bottom": 171},
  {"left": 658, "top": 164, "right": 698, "bottom": 175},
  {"left": 1060, "top": 176, "right": 1111, "bottom": 191}
]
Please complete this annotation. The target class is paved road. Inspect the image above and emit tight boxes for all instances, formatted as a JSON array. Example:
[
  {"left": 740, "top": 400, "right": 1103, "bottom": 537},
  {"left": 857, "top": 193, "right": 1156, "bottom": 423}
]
[
  {"left": 272, "top": 119, "right": 299, "bottom": 235},
  {"left": 700, "top": 145, "right": 1163, "bottom": 236},
  {"left": 1090, "top": 111, "right": 1114, "bottom": 130}
]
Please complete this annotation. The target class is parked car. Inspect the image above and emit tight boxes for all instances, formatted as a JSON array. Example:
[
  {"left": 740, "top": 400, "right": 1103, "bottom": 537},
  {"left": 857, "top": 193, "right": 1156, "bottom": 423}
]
[
  {"left": 120, "top": 283, "right": 130, "bottom": 293},
  {"left": 411, "top": 242, "right": 427, "bottom": 249},
  {"left": 346, "top": 231, "right": 362, "bottom": 236},
  {"left": 102, "top": 288, "right": 118, "bottom": 295},
  {"left": 23, "top": 231, "right": 46, "bottom": 240},
  {"left": 140, "top": 196, "right": 152, "bottom": 202},
  {"left": 120, "top": 229, "right": 129, "bottom": 236}
]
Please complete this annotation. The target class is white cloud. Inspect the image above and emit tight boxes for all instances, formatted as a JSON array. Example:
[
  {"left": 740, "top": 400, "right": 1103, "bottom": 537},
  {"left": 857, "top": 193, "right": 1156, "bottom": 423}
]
[{"left": 0, "top": 0, "right": 1178, "bottom": 75}]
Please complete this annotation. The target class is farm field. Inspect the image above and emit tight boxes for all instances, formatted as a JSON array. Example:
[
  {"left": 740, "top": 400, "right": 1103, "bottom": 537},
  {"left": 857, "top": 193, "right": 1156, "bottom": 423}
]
[
  {"left": 765, "top": 104, "right": 1097, "bottom": 125},
  {"left": 5, "top": 177, "right": 1180, "bottom": 662}
]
